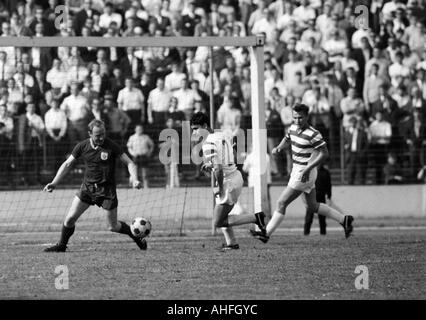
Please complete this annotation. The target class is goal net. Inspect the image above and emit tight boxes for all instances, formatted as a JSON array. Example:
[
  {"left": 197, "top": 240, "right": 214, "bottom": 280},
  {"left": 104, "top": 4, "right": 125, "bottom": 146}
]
[{"left": 0, "top": 36, "right": 268, "bottom": 239}]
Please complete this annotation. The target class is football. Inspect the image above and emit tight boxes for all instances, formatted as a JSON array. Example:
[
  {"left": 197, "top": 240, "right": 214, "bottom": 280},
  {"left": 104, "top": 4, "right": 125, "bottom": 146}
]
[{"left": 130, "top": 217, "right": 152, "bottom": 238}]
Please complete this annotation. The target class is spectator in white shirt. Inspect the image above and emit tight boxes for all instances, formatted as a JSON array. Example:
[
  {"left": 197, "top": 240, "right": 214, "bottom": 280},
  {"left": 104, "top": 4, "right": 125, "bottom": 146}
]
[
  {"left": 44, "top": 99, "right": 68, "bottom": 170},
  {"left": 323, "top": 29, "right": 347, "bottom": 63},
  {"left": 340, "top": 87, "right": 365, "bottom": 131},
  {"left": 292, "top": 0, "right": 316, "bottom": 29},
  {"left": 316, "top": 2, "right": 333, "bottom": 36},
  {"left": 193, "top": 61, "right": 221, "bottom": 96},
  {"left": 6, "top": 78, "right": 24, "bottom": 115},
  {"left": 117, "top": 77, "right": 145, "bottom": 130},
  {"left": 369, "top": 110, "right": 393, "bottom": 184},
  {"left": 183, "top": 49, "right": 201, "bottom": 81},
  {"left": 60, "top": 81, "right": 92, "bottom": 144},
  {"left": 0, "top": 51, "right": 15, "bottom": 82},
  {"left": 165, "top": 62, "right": 186, "bottom": 92},
  {"left": 388, "top": 51, "right": 410, "bottom": 88},
  {"left": 148, "top": 77, "right": 172, "bottom": 125},
  {"left": 46, "top": 59, "right": 67, "bottom": 93},
  {"left": 18, "top": 102, "right": 45, "bottom": 185},
  {"left": 173, "top": 77, "right": 196, "bottom": 120},
  {"left": 264, "top": 67, "right": 287, "bottom": 98},
  {"left": 341, "top": 47, "right": 360, "bottom": 73},
  {"left": 65, "top": 56, "right": 90, "bottom": 88},
  {"left": 0, "top": 104, "right": 14, "bottom": 184},
  {"left": 127, "top": 124, "right": 154, "bottom": 188},
  {"left": 99, "top": 2, "right": 122, "bottom": 30},
  {"left": 283, "top": 50, "right": 305, "bottom": 86},
  {"left": 382, "top": 0, "right": 402, "bottom": 21},
  {"left": 247, "top": 0, "right": 267, "bottom": 31},
  {"left": 13, "top": 61, "right": 34, "bottom": 89},
  {"left": 251, "top": 9, "right": 277, "bottom": 44}
]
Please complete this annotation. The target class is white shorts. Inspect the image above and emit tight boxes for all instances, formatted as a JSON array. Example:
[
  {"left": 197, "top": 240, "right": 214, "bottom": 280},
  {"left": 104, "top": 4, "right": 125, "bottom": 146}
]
[
  {"left": 288, "top": 166, "right": 317, "bottom": 193},
  {"left": 215, "top": 170, "right": 243, "bottom": 205}
]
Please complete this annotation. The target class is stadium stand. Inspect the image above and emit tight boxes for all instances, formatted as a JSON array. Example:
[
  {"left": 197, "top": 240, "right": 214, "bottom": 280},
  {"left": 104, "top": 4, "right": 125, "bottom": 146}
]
[{"left": 0, "top": 0, "right": 426, "bottom": 188}]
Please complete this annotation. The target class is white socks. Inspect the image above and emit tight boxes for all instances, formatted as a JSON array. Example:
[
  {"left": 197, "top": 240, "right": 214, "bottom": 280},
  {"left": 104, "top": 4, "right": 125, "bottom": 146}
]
[
  {"left": 317, "top": 203, "right": 345, "bottom": 224},
  {"left": 221, "top": 227, "right": 237, "bottom": 245},
  {"left": 266, "top": 210, "right": 286, "bottom": 236}
]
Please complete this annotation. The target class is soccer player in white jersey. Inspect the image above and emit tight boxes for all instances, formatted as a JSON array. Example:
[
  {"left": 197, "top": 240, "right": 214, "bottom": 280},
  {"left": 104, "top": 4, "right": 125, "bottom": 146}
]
[
  {"left": 252, "top": 103, "right": 354, "bottom": 243},
  {"left": 190, "top": 112, "right": 267, "bottom": 251}
]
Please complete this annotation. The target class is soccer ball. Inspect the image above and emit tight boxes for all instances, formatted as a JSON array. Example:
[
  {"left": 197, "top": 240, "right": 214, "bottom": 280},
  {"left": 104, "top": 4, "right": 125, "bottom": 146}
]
[{"left": 130, "top": 217, "right": 152, "bottom": 238}]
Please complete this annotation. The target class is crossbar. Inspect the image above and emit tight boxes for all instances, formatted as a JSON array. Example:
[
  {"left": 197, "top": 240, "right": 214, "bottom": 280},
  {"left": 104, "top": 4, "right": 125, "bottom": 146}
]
[{"left": 0, "top": 36, "right": 261, "bottom": 47}]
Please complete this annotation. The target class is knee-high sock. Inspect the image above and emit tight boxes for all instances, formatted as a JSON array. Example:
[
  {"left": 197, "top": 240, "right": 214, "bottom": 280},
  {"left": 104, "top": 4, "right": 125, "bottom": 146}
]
[
  {"left": 59, "top": 224, "right": 75, "bottom": 246},
  {"left": 266, "top": 210, "right": 286, "bottom": 236},
  {"left": 317, "top": 203, "right": 344, "bottom": 224},
  {"left": 228, "top": 214, "right": 256, "bottom": 227},
  {"left": 117, "top": 221, "right": 135, "bottom": 239},
  {"left": 221, "top": 227, "right": 237, "bottom": 245}
]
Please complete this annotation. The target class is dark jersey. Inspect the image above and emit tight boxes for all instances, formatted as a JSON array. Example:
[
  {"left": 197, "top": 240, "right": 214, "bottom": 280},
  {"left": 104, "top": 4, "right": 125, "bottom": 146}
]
[{"left": 71, "top": 138, "right": 123, "bottom": 187}]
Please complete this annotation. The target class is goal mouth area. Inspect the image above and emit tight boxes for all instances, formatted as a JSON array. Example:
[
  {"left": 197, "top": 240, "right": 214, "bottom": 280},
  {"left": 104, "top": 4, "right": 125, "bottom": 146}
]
[{"left": 0, "top": 35, "right": 268, "bottom": 237}]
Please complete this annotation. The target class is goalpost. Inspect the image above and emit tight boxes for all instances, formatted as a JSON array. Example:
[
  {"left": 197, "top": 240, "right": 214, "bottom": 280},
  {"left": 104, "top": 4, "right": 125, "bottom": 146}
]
[{"left": 0, "top": 36, "right": 268, "bottom": 237}]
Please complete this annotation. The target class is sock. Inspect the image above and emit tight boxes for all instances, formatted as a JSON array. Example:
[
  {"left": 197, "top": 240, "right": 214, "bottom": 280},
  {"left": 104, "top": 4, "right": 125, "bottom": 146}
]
[
  {"left": 266, "top": 210, "right": 286, "bottom": 236},
  {"left": 317, "top": 203, "right": 345, "bottom": 224},
  {"left": 59, "top": 224, "right": 75, "bottom": 246},
  {"left": 117, "top": 221, "right": 136, "bottom": 239},
  {"left": 221, "top": 227, "right": 237, "bottom": 246}
]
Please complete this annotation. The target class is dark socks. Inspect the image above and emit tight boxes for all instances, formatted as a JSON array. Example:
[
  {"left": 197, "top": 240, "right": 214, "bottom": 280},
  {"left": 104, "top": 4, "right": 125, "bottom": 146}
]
[
  {"left": 59, "top": 224, "right": 75, "bottom": 246},
  {"left": 118, "top": 221, "right": 135, "bottom": 239}
]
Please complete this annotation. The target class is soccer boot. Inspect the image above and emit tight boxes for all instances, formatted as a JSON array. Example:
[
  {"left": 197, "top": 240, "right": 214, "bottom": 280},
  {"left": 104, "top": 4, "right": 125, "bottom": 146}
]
[
  {"left": 133, "top": 237, "right": 148, "bottom": 250},
  {"left": 254, "top": 211, "right": 267, "bottom": 234},
  {"left": 44, "top": 243, "right": 67, "bottom": 252},
  {"left": 250, "top": 230, "right": 270, "bottom": 243},
  {"left": 217, "top": 243, "right": 240, "bottom": 251},
  {"left": 342, "top": 215, "right": 354, "bottom": 238}
]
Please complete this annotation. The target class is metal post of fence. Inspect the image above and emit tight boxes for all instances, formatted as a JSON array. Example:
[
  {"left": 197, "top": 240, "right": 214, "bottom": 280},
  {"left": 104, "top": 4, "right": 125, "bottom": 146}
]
[{"left": 340, "top": 121, "right": 345, "bottom": 184}]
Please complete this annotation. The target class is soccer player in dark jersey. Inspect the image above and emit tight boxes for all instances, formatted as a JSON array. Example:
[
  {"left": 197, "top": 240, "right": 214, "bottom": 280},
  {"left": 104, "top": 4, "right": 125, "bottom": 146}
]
[
  {"left": 43, "top": 119, "right": 147, "bottom": 252},
  {"left": 252, "top": 103, "right": 354, "bottom": 243}
]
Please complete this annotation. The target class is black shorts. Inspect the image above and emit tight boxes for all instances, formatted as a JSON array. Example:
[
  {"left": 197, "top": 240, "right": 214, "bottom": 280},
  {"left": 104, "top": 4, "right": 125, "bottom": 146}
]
[
  {"left": 76, "top": 183, "right": 118, "bottom": 210},
  {"left": 134, "top": 155, "right": 151, "bottom": 168}
]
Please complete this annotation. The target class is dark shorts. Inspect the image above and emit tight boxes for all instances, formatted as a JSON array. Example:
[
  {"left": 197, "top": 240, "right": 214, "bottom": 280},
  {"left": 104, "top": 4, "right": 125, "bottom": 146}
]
[
  {"left": 76, "top": 183, "right": 118, "bottom": 210},
  {"left": 134, "top": 155, "right": 151, "bottom": 168}
]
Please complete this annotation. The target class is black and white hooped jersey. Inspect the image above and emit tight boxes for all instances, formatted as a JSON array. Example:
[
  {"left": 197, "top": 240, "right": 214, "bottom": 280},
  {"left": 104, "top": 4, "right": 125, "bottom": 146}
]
[{"left": 285, "top": 124, "right": 326, "bottom": 167}]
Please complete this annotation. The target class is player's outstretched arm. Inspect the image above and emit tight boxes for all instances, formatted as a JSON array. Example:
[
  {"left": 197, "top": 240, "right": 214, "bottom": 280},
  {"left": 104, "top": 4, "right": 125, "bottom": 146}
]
[
  {"left": 120, "top": 153, "right": 142, "bottom": 189},
  {"left": 43, "top": 155, "right": 76, "bottom": 192},
  {"left": 272, "top": 136, "right": 290, "bottom": 155}
]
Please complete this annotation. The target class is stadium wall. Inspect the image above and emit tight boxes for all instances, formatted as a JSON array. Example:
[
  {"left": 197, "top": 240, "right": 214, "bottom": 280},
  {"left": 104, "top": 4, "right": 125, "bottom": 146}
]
[
  {"left": 268, "top": 185, "right": 426, "bottom": 218},
  {"left": 176, "top": 185, "right": 426, "bottom": 219}
]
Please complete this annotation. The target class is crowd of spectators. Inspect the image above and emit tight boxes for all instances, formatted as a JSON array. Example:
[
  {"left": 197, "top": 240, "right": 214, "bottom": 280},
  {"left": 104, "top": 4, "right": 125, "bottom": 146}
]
[{"left": 0, "top": 0, "right": 426, "bottom": 187}]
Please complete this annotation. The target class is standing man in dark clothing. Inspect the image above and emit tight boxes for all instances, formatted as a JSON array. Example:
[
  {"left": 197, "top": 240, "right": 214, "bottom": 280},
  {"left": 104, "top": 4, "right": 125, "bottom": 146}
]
[
  {"left": 42, "top": 119, "right": 147, "bottom": 252},
  {"left": 344, "top": 117, "right": 369, "bottom": 185},
  {"left": 304, "top": 163, "right": 331, "bottom": 236}
]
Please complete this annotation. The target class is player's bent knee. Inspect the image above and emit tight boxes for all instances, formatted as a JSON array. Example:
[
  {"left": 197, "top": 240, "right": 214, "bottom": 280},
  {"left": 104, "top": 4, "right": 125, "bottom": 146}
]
[
  {"left": 306, "top": 203, "right": 320, "bottom": 212},
  {"left": 64, "top": 221, "right": 75, "bottom": 228},
  {"left": 64, "top": 217, "right": 77, "bottom": 227},
  {"left": 276, "top": 200, "right": 289, "bottom": 212}
]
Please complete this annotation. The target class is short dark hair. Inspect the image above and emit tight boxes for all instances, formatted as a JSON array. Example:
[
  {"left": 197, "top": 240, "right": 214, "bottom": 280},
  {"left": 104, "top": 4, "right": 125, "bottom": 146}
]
[
  {"left": 292, "top": 103, "right": 309, "bottom": 115},
  {"left": 190, "top": 112, "right": 210, "bottom": 127}
]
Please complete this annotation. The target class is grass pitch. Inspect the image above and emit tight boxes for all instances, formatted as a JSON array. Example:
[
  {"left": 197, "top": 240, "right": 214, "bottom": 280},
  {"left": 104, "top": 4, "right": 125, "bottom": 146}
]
[{"left": 0, "top": 227, "right": 425, "bottom": 300}]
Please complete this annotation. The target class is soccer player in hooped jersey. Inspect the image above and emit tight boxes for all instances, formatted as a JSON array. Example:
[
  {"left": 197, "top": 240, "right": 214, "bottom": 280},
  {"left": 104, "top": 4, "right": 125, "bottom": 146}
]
[
  {"left": 43, "top": 119, "right": 148, "bottom": 252},
  {"left": 190, "top": 112, "right": 267, "bottom": 251},
  {"left": 252, "top": 103, "right": 354, "bottom": 243}
]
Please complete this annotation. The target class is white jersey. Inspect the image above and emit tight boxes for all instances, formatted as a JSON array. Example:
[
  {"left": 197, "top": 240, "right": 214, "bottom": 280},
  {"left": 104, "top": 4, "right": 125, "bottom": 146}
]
[{"left": 202, "top": 131, "right": 237, "bottom": 177}]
